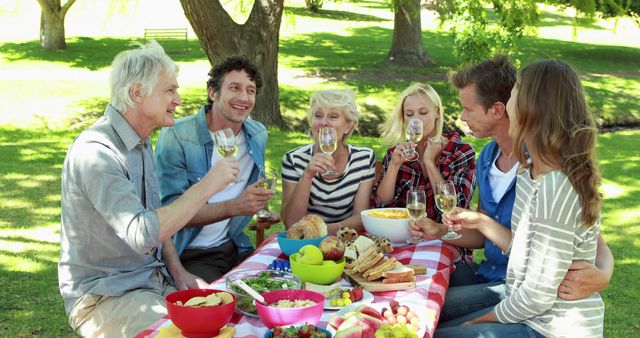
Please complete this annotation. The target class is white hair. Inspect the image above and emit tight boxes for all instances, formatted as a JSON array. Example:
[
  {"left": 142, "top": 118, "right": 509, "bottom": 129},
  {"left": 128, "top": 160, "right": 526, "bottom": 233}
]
[{"left": 109, "top": 40, "right": 178, "bottom": 112}]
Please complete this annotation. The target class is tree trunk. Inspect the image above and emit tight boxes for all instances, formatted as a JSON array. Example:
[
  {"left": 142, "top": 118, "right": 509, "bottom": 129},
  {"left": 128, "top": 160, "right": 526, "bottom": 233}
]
[
  {"left": 180, "top": 0, "right": 286, "bottom": 129},
  {"left": 388, "top": 0, "right": 434, "bottom": 67},
  {"left": 37, "top": 0, "right": 77, "bottom": 50}
]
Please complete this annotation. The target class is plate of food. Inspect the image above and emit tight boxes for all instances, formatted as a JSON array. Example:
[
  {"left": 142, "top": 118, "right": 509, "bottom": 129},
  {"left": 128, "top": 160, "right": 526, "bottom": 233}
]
[
  {"left": 323, "top": 286, "right": 374, "bottom": 310},
  {"left": 327, "top": 300, "right": 428, "bottom": 338}
]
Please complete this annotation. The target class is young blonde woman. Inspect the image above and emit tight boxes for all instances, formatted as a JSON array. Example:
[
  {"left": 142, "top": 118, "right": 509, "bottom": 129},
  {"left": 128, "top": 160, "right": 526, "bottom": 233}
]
[
  {"left": 281, "top": 89, "right": 375, "bottom": 235},
  {"left": 436, "top": 60, "right": 604, "bottom": 338},
  {"left": 372, "top": 83, "right": 476, "bottom": 240}
]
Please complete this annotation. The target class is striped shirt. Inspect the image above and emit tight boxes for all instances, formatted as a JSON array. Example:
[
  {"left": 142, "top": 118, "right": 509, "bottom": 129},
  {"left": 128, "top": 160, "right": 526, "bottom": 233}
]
[
  {"left": 495, "top": 169, "right": 604, "bottom": 337},
  {"left": 282, "top": 144, "right": 376, "bottom": 222}
]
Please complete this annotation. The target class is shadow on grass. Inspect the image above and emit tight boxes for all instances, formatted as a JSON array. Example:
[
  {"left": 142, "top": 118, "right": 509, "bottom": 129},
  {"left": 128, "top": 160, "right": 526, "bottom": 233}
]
[
  {"left": 537, "top": 9, "right": 608, "bottom": 30},
  {"left": 0, "top": 128, "right": 72, "bottom": 230},
  {"left": 0, "top": 241, "right": 74, "bottom": 337},
  {"left": 0, "top": 37, "right": 207, "bottom": 70},
  {"left": 285, "top": 6, "right": 387, "bottom": 22}
]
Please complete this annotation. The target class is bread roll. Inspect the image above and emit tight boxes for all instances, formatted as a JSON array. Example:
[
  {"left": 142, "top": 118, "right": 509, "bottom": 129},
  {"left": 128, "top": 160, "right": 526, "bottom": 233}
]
[
  {"left": 301, "top": 214, "right": 327, "bottom": 238},
  {"left": 287, "top": 214, "right": 327, "bottom": 239}
]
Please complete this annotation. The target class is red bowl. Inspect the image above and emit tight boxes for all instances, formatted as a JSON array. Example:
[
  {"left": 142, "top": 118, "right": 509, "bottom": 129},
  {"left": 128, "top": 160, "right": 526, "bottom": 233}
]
[
  {"left": 165, "top": 289, "right": 236, "bottom": 338},
  {"left": 256, "top": 289, "right": 325, "bottom": 329}
]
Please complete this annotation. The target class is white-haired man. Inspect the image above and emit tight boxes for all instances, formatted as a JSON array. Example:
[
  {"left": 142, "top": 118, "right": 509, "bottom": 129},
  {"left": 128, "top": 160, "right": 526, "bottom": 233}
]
[{"left": 58, "top": 41, "right": 238, "bottom": 337}]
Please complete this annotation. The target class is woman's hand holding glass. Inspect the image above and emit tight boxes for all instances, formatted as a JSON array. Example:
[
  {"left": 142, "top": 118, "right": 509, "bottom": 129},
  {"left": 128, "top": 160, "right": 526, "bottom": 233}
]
[
  {"left": 213, "top": 128, "right": 243, "bottom": 183},
  {"left": 318, "top": 127, "right": 338, "bottom": 175},
  {"left": 403, "top": 118, "right": 423, "bottom": 161}
]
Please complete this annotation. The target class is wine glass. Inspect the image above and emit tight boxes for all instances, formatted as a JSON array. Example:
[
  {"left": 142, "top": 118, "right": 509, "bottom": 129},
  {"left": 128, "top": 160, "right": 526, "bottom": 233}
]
[
  {"left": 213, "top": 128, "right": 243, "bottom": 183},
  {"left": 404, "top": 118, "right": 423, "bottom": 161},
  {"left": 318, "top": 127, "right": 338, "bottom": 175},
  {"left": 255, "top": 166, "right": 278, "bottom": 220},
  {"left": 406, "top": 189, "right": 426, "bottom": 244},
  {"left": 434, "top": 181, "right": 462, "bottom": 240}
]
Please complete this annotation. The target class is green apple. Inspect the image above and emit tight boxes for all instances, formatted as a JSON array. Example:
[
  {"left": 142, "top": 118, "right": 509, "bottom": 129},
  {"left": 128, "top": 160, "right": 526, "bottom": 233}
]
[{"left": 298, "top": 245, "right": 324, "bottom": 265}]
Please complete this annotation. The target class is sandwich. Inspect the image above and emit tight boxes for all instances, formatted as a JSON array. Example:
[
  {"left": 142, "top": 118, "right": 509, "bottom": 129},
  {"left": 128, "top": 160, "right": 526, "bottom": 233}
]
[
  {"left": 363, "top": 257, "right": 398, "bottom": 281},
  {"left": 381, "top": 265, "right": 416, "bottom": 284},
  {"left": 346, "top": 246, "right": 378, "bottom": 270}
]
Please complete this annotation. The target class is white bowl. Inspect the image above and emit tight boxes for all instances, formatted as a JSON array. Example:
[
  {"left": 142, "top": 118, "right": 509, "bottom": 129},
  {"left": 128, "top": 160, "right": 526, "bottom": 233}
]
[{"left": 360, "top": 208, "right": 411, "bottom": 244}]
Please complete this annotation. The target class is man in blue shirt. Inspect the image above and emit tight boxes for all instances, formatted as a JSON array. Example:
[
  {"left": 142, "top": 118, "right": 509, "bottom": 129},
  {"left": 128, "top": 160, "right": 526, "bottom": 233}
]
[
  {"left": 410, "top": 55, "right": 614, "bottom": 323},
  {"left": 156, "top": 57, "right": 275, "bottom": 283}
]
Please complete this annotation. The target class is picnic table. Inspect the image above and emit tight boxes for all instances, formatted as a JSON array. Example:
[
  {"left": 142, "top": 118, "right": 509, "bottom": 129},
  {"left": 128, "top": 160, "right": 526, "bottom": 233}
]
[{"left": 136, "top": 233, "right": 459, "bottom": 338}]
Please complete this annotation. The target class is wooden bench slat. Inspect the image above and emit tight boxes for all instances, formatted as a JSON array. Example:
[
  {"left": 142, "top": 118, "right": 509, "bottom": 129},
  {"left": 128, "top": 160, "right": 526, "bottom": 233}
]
[{"left": 144, "top": 28, "right": 187, "bottom": 40}]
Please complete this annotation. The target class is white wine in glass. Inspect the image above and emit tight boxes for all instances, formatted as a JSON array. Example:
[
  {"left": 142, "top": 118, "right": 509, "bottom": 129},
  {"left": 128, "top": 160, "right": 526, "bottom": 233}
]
[
  {"left": 217, "top": 145, "right": 237, "bottom": 158},
  {"left": 213, "top": 128, "right": 243, "bottom": 183},
  {"left": 256, "top": 167, "right": 278, "bottom": 220},
  {"left": 435, "top": 181, "right": 462, "bottom": 240},
  {"left": 404, "top": 118, "right": 423, "bottom": 161},
  {"left": 406, "top": 189, "right": 426, "bottom": 244},
  {"left": 319, "top": 127, "right": 338, "bottom": 175}
]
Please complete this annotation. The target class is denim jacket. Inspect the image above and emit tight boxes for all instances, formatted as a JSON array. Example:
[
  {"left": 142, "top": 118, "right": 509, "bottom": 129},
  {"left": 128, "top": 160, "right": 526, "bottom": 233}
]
[
  {"left": 475, "top": 141, "right": 516, "bottom": 282},
  {"left": 155, "top": 105, "right": 267, "bottom": 256}
]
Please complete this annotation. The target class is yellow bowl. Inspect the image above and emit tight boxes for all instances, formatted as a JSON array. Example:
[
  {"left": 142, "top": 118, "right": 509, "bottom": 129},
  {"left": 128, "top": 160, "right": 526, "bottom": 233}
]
[{"left": 290, "top": 253, "right": 345, "bottom": 285}]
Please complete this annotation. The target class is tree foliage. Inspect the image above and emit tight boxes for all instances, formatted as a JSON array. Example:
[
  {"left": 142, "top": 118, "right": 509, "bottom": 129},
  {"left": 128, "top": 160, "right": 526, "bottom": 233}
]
[
  {"left": 431, "top": 0, "right": 637, "bottom": 65},
  {"left": 432, "top": 0, "right": 538, "bottom": 65}
]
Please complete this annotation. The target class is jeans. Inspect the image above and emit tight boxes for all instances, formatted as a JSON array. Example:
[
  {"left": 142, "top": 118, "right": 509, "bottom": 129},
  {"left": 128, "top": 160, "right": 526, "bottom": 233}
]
[
  {"left": 440, "top": 263, "right": 506, "bottom": 322},
  {"left": 434, "top": 307, "right": 545, "bottom": 338},
  {"left": 440, "top": 281, "right": 506, "bottom": 322}
]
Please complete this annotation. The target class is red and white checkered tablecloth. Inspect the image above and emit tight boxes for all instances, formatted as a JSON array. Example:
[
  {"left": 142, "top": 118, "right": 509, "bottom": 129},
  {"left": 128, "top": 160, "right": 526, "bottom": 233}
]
[{"left": 136, "top": 233, "right": 458, "bottom": 338}]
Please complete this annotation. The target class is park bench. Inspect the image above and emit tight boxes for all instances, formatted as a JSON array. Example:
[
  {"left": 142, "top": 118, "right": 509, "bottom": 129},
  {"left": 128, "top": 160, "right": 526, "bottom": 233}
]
[{"left": 143, "top": 28, "right": 188, "bottom": 41}]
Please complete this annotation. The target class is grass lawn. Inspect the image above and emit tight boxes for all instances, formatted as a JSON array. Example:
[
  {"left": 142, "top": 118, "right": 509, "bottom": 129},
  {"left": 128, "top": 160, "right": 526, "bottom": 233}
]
[{"left": 0, "top": 0, "right": 639, "bottom": 337}]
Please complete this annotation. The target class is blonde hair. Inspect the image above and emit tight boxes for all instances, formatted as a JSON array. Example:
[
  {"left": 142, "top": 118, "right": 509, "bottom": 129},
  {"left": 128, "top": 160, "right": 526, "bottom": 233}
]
[
  {"left": 110, "top": 40, "right": 178, "bottom": 113},
  {"left": 308, "top": 89, "right": 360, "bottom": 138},
  {"left": 512, "top": 60, "right": 601, "bottom": 227},
  {"left": 381, "top": 83, "right": 444, "bottom": 146}
]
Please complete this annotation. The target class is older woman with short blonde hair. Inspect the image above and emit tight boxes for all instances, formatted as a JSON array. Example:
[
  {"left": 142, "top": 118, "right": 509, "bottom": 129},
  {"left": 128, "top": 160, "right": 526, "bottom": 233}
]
[{"left": 281, "top": 89, "right": 375, "bottom": 235}]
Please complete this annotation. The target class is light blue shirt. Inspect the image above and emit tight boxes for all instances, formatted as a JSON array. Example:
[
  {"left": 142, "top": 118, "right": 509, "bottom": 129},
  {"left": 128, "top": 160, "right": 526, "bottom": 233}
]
[
  {"left": 155, "top": 105, "right": 268, "bottom": 255},
  {"left": 59, "top": 104, "right": 169, "bottom": 315}
]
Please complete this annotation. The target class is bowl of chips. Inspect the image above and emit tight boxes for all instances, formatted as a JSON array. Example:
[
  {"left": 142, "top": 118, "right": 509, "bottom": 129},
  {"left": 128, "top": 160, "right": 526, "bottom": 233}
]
[
  {"left": 361, "top": 208, "right": 411, "bottom": 244},
  {"left": 165, "top": 289, "right": 236, "bottom": 337}
]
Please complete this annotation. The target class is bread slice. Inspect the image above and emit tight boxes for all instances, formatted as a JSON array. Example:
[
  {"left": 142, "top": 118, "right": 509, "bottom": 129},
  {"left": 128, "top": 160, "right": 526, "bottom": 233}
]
[
  {"left": 352, "top": 236, "right": 376, "bottom": 257},
  {"left": 345, "top": 246, "right": 378, "bottom": 270},
  {"left": 382, "top": 265, "right": 415, "bottom": 279},
  {"left": 364, "top": 257, "right": 398, "bottom": 281},
  {"left": 382, "top": 275, "right": 416, "bottom": 284},
  {"left": 353, "top": 252, "right": 383, "bottom": 273}
]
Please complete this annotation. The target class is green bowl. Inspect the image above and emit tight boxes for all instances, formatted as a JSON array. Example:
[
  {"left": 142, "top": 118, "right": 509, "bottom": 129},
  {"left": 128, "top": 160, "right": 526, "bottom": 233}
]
[{"left": 290, "top": 253, "right": 345, "bottom": 285}]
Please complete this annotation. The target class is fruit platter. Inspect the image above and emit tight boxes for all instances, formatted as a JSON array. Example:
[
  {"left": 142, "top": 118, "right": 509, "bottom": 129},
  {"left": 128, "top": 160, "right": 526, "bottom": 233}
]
[{"left": 328, "top": 300, "right": 425, "bottom": 338}]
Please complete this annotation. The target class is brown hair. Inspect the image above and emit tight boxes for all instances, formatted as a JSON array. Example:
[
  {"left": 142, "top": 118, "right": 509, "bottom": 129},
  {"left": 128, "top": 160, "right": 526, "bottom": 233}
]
[
  {"left": 449, "top": 54, "right": 516, "bottom": 111},
  {"left": 512, "top": 60, "right": 601, "bottom": 227}
]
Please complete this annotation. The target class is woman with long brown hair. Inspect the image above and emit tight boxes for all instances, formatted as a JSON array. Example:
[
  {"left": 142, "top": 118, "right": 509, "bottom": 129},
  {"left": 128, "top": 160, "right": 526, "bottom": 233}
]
[{"left": 434, "top": 60, "right": 605, "bottom": 338}]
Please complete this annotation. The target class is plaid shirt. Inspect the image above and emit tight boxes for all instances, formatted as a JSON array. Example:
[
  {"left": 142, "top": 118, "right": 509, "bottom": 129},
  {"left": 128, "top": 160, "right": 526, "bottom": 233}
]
[{"left": 371, "top": 132, "right": 477, "bottom": 262}]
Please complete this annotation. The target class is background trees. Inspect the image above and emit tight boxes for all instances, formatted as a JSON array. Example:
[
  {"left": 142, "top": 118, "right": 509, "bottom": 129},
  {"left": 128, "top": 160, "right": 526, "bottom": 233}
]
[
  {"left": 36, "top": 0, "right": 77, "bottom": 50},
  {"left": 180, "top": 0, "right": 287, "bottom": 128}
]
